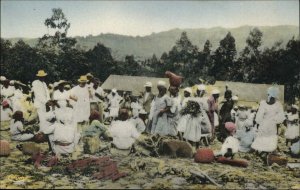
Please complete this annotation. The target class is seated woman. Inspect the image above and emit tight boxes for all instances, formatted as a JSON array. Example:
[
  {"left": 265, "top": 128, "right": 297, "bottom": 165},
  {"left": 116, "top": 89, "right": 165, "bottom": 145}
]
[
  {"left": 83, "top": 110, "right": 110, "bottom": 140},
  {"left": 10, "top": 111, "right": 34, "bottom": 141},
  {"left": 215, "top": 122, "right": 239, "bottom": 159},
  {"left": 109, "top": 109, "right": 141, "bottom": 150},
  {"left": 81, "top": 110, "right": 111, "bottom": 154}
]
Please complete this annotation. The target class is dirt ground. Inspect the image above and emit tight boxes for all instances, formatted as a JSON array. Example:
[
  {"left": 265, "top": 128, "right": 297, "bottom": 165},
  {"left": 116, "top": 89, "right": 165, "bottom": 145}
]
[{"left": 0, "top": 122, "right": 299, "bottom": 189}]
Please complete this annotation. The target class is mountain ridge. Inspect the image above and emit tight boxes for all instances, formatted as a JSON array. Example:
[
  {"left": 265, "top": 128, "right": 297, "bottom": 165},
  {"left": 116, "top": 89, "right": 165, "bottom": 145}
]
[{"left": 4, "top": 25, "right": 299, "bottom": 60}]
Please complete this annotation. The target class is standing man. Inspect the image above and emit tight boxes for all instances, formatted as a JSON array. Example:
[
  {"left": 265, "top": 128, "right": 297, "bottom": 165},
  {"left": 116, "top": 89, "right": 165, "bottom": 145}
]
[
  {"left": 207, "top": 89, "right": 220, "bottom": 142},
  {"left": 142, "top": 82, "right": 154, "bottom": 133},
  {"left": 89, "top": 79, "right": 106, "bottom": 123},
  {"left": 31, "top": 70, "right": 50, "bottom": 132},
  {"left": 70, "top": 75, "right": 91, "bottom": 133},
  {"left": 142, "top": 82, "right": 154, "bottom": 115}
]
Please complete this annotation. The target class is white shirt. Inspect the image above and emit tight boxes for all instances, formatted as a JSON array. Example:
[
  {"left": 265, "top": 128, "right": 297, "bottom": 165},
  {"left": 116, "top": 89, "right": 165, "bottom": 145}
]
[
  {"left": 53, "top": 90, "right": 69, "bottom": 108},
  {"left": 10, "top": 120, "right": 24, "bottom": 136},
  {"left": 1, "top": 86, "right": 15, "bottom": 98},
  {"left": 32, "top": 80, "right": 50, "bottom": 109},
  {"left": 70, "top": 85, "right": 90, "bottom": 122},
  {"left": 1, "top": 107, "right": 12, "bottom": 121},
  {"left": 109, "top": 120, "right": 140, "bottom": 149}
]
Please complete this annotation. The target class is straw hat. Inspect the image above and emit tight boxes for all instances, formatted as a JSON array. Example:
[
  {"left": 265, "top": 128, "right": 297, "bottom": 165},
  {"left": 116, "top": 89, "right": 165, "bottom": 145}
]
[
  {"left": 78, "top": 75, "right": 88, "bottom": 82},
  {"left": 144, "top": 82, "right": 153, "bottom": 87},
  {"left": 36, "top": 70, "right": 47, "bottom": 77}
]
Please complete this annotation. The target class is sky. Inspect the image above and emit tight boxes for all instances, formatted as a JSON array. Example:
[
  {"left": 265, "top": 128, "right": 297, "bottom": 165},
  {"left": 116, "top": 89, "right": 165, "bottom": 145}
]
[{"left": 1, "top": 0, "right": 299, "bottom": 38}]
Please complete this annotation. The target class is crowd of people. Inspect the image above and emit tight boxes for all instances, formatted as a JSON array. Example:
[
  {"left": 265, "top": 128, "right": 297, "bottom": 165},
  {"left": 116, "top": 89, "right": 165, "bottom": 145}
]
[{"left": 0, "top": 69, "right": 299, "bottom": 161}]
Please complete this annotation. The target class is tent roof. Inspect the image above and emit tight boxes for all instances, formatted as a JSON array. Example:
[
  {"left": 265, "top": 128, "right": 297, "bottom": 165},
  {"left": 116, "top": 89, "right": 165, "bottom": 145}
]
[
  {"left": 101, "top": 75, "right": 169, "bottom": 95},
  {"left": 212, "top": 81, "right": 284, "bottom": 103}
]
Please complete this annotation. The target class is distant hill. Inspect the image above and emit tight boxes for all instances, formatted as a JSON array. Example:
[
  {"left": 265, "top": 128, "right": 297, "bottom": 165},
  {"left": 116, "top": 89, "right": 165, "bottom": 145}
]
[{"left": 6, "top": 25, "right": 299, "bottom": 60}]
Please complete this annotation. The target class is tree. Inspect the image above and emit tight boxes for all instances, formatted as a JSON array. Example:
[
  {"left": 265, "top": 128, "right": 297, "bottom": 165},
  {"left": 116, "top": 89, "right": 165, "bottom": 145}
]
[
  {"left": 37, "top": 8, "right": 76, "bottom": 52},
  {"left": 168, "top": 32, "right": 199, "bottom": 77},
  {"left": 238, "top": 28, "right": 263, "bottom": 82},
  {"left": 203, "top": 40, "right": 212, "bottom": 55},
  {"left": 0, "top": 39, "right": 12, "bottom": 77},
  {"left": 211, "top": 32, "right": 237, "bottom": 80},
  {"left": 85, "top": 43, "right": 115, "bottom": 81}
]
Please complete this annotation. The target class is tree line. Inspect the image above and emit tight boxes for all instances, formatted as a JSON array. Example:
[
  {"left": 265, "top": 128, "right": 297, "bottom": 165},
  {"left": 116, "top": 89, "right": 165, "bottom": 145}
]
[{"left": 1, "top": 8, "right": 299, "bottom": 103}]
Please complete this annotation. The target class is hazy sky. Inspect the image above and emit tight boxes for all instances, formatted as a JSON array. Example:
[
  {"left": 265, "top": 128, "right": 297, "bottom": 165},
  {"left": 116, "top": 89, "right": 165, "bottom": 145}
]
[{"left": 1, "top": 0, "right": 299, "bottom": 38}]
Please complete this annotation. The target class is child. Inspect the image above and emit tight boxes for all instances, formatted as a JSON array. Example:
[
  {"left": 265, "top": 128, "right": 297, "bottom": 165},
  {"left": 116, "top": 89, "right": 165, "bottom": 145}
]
[
  {"left": 10, "top": 111, "right": 34, "bottom": 141},
  {"left": 1, "top": 100, "right": 13, "bottom": 130},
  {"left": 285, "top": 105, "right": 299, "bottom": 146},
  {"left": 236, "top": 120, "right": 256, "bottom": 152},
  {"left": 182, "top": 100, "right": 211, "bottom": 148},
  {"left": 235, "top": 105, "right": 249, "bottom": 132}
]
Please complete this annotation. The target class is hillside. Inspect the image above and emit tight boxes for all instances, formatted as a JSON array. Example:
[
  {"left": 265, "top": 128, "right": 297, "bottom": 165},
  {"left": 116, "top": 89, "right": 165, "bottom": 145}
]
[{"left": 6, "top": 25, "right": 299, "bottom": 60}]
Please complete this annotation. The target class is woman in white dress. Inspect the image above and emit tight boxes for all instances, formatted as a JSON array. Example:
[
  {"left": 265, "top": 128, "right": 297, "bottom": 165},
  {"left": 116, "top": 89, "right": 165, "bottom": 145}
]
[
  {"left": 176, "top": 87, "right": 192, "bottom": 139},
  {"left": 251, "top": 86, "right": 285, "bottom": 153},
  {"left": 107, "top": 89, "right": 123, "bottom": 119},
  {"left": 182, "top": 100, "right": 211, "bottom": 148},
  {"left": 167, "top": 86, "right": 181, "bottom": 137},
  {"left": 150, "top": 81, "right": 172, "bottom": 136}
]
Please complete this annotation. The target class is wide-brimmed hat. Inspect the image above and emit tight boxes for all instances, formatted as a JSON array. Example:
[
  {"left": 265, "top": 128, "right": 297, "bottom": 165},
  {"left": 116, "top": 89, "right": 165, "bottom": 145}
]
[
  {"left": 211, "top": 89, "right": 220, "bottom": 95},
  {"left": 78, "top": 75, "right": 88, "bottom": 82},
  {"left": 64, "top": 84, "right": 71, "bottom": 89},
  {"left": 36, "top": 70, "right": 47, "bottom": 77},
  {"left": 238, "top": 104, "right": 246, "bottom": 108},
  {"left": 291, "top": 104, "right": 299, "bottom": 110},
  {"left": 0, "top": 76, "right": 6, "bottom": 81},
  {"left": 86, "top": 73, "right": 94, "bottom": 77},
  {"left": 232, "top": 95, "right": 239, "bottom": 101},
  {"left": 197, "top": 84, "right": 206, "bottom": 91},
  {"left": 184, "top": 87, "right": 193, "bottom": 94},
  {"left": 144, "top": 82, "right": 153, "bottom": 87},
  {"left": 54, "top": 80, "right": 68, "bottom": 87}
]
